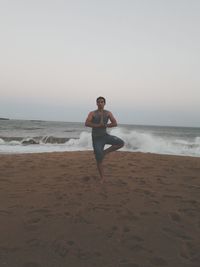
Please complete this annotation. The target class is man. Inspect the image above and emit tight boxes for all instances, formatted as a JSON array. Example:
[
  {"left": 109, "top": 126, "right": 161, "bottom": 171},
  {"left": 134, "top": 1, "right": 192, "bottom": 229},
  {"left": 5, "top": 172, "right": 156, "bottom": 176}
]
[{"left": 85, "top": 96, "right": 124, "bottom": 183}]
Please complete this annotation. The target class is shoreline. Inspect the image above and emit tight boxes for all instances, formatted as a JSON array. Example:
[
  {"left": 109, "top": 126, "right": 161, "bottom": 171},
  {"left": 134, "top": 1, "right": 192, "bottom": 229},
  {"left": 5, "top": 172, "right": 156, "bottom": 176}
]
[
  {"left": 0, "top": 151, "right": 200, "bottom": 266},
  {"left": 0, "top": 150, "right": 200, "bottom": 159}
]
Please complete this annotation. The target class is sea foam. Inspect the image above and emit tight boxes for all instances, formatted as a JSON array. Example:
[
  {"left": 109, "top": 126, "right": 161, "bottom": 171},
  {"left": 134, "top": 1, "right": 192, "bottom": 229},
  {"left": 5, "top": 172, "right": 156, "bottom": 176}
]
[
  {"left": 0, "top": 128, "right": 200, "bottom": 157},
  {"left": 110, "top": 128, "right": 200, "bottom": 157}
]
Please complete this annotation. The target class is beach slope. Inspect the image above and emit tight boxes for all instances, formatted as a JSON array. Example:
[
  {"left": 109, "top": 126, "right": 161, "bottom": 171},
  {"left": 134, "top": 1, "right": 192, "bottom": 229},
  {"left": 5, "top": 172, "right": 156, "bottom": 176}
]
[{"left": 0, "top": 151, "right": 200, "bottom": 267}]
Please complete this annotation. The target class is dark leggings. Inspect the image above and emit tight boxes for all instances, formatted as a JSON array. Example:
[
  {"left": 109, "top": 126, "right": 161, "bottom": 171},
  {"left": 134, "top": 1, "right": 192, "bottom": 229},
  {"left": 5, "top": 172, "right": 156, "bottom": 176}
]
[{"left": 92, "top": 133, "right": 124, "bottom": 162}]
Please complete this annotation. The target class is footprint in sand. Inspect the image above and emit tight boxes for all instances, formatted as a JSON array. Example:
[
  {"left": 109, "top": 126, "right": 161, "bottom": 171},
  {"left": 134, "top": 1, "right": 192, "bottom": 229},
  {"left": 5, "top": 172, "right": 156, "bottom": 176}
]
[
  {"left": 27, "top": 217, "right": 41, "bottom": 224},
  {"left": 119, "top": 263, "right": 139, "bottom": 267},
  {"left": 82, "top": 176, "right": 90, "bottom": 182},
  {"left": 128, "top": 244, "right": 144, "bottom": 252},
  {"left": 180, "top": 241, "right": 200, "bottom": 261},
  {"left": 22, "top": 262, "right": 41, "bottom": 267},
  {"left": 0, "top": 209, "right": 11, "bottom": 215},
  {"left": 23, "top": 215, "right": 43, "bottom": 231},
  {"left": 0, "top": 246, "right": 20, "bottom": 253},
  {"left": 26, "top": 238, "right": 47, "bottom": 248},
  {"left": 76, "top": 248, "right": 95, "bottom": 260},
  {"left": 52, "top": 239, "right": 70, "bottom": 257},
  {"left": 149, "top": 257, "right": 168, "bottom": 266},
  {"left": 123, "top": 226, "right": 131, "bottom": 233},
  {"left": 129, "top": 235, "right": 144, "bottom": 242},
  {"left": 162, "top": 194, "right": 182, "bottom": 200},
  {"left": 0, "top": 178, "right": 12, "bottom": 183},
  {"left": 162, "top": 227, "right": 192, "bottom": 240},
  {"left": 76, "top": 250, "right": 88, "bottom": 260},
  {"left": 106, "top": 231, "right": 114, "bottom": 238},
  {"left": 52, "top": 239, "right": 77, "bottom": 258},
  {"left": 112, "top": 225, "right": 118, "bottom": 231},
  {"left": 169, "top": 212, "right": 181, "bottom": 222},
  {"left": 28, "top": 208, "right": 52, "bottom": 217},
  {"left": 138, "top": 180, "right": 146, "bottom": 185},
  {"left": 121, "top": 180, "right": 128, "bottom": 186},
  {"left": 121, "top": 235, "right": 144, "bottom": 252}
]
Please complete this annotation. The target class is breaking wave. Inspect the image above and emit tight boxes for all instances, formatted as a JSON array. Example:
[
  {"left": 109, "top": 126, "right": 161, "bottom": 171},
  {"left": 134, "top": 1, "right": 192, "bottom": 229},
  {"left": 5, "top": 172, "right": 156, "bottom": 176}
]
[{"left": 0, "top": 128, "right": 200, "bottom": 157}]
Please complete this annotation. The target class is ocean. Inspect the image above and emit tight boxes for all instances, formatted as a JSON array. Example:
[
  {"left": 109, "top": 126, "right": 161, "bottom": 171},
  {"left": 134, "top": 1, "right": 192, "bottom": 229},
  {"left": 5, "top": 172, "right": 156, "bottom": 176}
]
[{"left": 0, "top": 119, "right": 200, "bottom": 157}]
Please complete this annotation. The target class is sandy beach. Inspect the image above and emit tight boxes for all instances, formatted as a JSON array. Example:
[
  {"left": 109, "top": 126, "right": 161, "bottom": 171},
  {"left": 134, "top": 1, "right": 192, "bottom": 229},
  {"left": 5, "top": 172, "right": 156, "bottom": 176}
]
[{"left": 0, "top": 151, "right": 200, "bottom": 267}]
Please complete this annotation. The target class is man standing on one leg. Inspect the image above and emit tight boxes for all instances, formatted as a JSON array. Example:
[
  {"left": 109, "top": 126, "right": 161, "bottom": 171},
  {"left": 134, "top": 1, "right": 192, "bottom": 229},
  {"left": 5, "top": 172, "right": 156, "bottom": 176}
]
[{"left": 85, "top": 96, "right": 124, "bottom": 183}]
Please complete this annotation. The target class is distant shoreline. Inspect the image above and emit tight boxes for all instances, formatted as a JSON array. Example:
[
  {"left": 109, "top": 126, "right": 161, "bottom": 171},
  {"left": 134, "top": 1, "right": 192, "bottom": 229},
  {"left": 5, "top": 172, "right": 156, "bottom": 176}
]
[
  {"left": 0, "top": 117, "right": 9, "bottom": 120},
  {"left": 0, "top": 117, "right": 199, "bottom": 128}
]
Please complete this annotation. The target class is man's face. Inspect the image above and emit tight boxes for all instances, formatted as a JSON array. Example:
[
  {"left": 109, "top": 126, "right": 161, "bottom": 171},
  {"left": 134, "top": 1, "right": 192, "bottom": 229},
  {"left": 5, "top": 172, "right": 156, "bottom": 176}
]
[{"left": 96, "top": 99, "right": 105, "bottom": 109}]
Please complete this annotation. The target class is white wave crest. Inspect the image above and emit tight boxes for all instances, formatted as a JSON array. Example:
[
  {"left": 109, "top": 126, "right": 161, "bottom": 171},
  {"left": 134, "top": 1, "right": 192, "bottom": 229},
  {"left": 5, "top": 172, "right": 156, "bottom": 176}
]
[
  {"left": 110, "top": 128, "right": 200, "bottom": 156},
  {"left": 0, "top": 128, "right": 200, "bottom": 157},
  {"left": 9, "top": 140, "right": 21, "bottom": 145},
  {"left": 64, "top": 132, "right": 92, "bottom": 150},
  {"left": 0, "top": 138, "right": 5, "bottom": 145},
  {"left": 0, "top": 132, "right": 92, "bottom": 154}
]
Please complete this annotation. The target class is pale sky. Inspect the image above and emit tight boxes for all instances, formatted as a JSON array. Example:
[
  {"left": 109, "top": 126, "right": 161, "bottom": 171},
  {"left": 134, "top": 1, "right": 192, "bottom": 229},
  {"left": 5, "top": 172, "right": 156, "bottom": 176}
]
[{"left": 0, "top": 0, "right": 200, "bottom": 127}]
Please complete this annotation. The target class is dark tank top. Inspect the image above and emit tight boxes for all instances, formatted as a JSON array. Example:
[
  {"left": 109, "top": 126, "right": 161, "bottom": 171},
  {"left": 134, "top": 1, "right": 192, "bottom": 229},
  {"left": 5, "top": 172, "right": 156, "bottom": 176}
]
[{"left": 92, "top": 110, "right": 109, "bottom": 137}]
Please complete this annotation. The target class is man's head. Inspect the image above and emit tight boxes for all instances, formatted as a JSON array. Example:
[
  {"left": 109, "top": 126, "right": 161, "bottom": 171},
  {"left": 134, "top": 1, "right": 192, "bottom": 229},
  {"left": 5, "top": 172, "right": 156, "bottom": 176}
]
[
  {"left": 96, "top": 96, "right": 106, "bottom": 104},
  {"left": 96, "top": 96, "right": 106, "bottom": 110}
]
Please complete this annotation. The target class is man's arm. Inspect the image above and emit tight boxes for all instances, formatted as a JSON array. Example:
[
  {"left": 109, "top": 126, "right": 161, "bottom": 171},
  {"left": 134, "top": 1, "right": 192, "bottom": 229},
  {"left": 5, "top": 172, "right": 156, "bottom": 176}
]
[
  {"left": 106, "top": 112, "right": 117, "bottom": 128},
  {"left": 85, "top": 111, "right": 105, "bottom": 128}
]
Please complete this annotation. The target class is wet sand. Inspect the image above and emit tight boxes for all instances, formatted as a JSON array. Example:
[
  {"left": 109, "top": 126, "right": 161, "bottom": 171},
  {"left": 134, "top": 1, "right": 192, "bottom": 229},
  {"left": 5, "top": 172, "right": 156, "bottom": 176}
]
[{"left": 0, "top": 151, "right": 200, "bottom": 267}]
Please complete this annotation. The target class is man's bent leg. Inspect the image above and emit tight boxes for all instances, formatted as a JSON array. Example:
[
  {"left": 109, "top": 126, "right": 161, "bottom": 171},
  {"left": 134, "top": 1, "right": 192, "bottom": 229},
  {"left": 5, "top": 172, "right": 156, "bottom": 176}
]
[
  {"left": 104, "top": 143, "right": 124, "bottom": 156},
  {"left": 104, "top": 135, "right": 124, "bottom": 156}
]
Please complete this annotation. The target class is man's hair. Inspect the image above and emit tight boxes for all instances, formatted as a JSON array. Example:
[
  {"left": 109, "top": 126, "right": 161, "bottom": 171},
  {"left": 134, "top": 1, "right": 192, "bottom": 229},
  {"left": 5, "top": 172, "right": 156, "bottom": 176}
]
[{"left": 96, "top": 96, "right": 106, "bottom": 104}]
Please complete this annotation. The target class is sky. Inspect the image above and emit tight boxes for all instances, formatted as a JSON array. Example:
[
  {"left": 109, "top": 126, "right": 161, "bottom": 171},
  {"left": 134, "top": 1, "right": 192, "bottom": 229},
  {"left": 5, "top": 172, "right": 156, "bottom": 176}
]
[{"left": 0, "top": 0, "right": 200, "bottom": 127}]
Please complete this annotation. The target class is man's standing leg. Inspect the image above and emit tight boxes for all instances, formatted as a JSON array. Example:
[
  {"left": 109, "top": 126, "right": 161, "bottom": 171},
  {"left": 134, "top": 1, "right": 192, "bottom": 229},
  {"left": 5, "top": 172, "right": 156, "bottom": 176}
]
[
  {"left": 92, "top": 137, "right": 105, "bottom": 183},
  {"left": 97, "top": 160, "right": 105, "bottom": 183}
]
